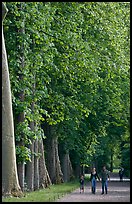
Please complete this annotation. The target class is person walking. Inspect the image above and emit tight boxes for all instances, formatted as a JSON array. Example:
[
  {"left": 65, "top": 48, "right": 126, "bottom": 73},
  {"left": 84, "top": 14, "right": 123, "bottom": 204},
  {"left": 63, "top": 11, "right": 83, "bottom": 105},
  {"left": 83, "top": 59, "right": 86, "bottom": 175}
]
[
  {"left": 79, "top": 175, "right": 84, "bottom": 193},
  {"left": 119, "top": 167, "right": 124, "bottom": 182},
  {"left": 100, "top": 166, "right": 110, "bottom": 194},
  {"left": 90, "top": 167, "right": 100, "bottom": 194}
]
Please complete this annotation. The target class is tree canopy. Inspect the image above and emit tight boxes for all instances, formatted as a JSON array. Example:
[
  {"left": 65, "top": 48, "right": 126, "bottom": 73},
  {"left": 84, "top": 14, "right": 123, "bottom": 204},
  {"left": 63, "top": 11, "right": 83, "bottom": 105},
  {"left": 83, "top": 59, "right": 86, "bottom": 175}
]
[{"left": 3, "top": 2, "right": 130, "bottom": 191}]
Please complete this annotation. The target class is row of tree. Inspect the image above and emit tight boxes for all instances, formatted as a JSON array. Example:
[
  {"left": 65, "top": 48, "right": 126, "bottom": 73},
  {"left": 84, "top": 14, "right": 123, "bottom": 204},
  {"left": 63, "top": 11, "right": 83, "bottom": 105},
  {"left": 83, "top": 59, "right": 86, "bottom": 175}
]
[{"left": 2, "top": 2, "right": 130, "bottom": 197}]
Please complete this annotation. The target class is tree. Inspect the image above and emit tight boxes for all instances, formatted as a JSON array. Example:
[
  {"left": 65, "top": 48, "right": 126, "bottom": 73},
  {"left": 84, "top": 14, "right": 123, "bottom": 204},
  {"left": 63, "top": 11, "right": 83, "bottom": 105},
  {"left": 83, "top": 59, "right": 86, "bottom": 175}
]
[
  {"left": 43, "top": 124, "right": 64, "bottom": 184},
  {"left": 38, "top": 136, "right": 52, "bottom": 188},
  {"left": 4, "top": 2, "right": 52, "bottom": 191},
  {"left": 2, "top": 2, "right": 22, "bottom": 197}
]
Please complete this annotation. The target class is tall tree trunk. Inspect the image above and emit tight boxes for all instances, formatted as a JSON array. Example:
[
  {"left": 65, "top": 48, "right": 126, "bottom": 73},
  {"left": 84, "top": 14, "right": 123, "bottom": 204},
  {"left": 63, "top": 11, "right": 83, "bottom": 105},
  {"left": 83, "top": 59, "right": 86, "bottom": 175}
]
[
  {"left": 110, "top": 150, "right": 113, "bottom": 172},
  {"left": 16, "top": 2, "right": 26, "bottom": 192},
  {"left": 44, "top": 124, "right": 63, "bottom": 184},
  {"left": 26, "top": 119, "right": 34, "bottom": 191},
  {"left": 16, "top": 105, "right": 25, "bottom": 191},
  {"left": 38, "top": 137, "right": 52, "bottom": 188},
  {"left": 74, "top": 164, "right": 81, "bottom": 178},
  {"left": 2, "top": 2, "right": 22, "bottom": 197},
  {"left": 26, "top": 141, "right": 34, "bottom": 191},
  {"left": 60, "top": 152, "right": 73, "bottom": 182},
  {"left": 54, "top": 136, "right": 64, "bottom": 184},
  {"left": 16, "top": 93, "right": 25, "bottom": 192},
  {"left": 59, "top": 143, "right": 74, "bottom": 182},
  {"left": 26, "top": 68, "right": 36, "bottom": 190},
  {"left": 17, "top": 163, "right": 25, "bottom": 192},
  {"left": 80, "top": 165, "right": 85, "bottom": 175},
  {"left": 68, "top": 155, "right": 74, "bottom": 179},
  {"left": 44, "top": 124, "right": 55, "bottom": 183},
  {"left": 34, "top": 137, "right": 39, "bottom": 190}
]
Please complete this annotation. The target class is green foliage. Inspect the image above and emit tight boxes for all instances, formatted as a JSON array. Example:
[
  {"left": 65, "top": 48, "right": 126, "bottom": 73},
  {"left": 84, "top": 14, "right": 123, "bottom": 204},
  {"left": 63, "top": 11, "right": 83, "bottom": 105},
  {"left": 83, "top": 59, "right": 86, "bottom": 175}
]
[
  {"left": 16, "top": 145, "right": 31, "bottom": 164},
  {"left": 120, "top": 130, "right": 130, "bottom": 177},
  {"left": 4, "top": 2, "right": 130, "bottom": 174},
  {"left": 15, "top": 121, "right": 33, "bottom": 143}
]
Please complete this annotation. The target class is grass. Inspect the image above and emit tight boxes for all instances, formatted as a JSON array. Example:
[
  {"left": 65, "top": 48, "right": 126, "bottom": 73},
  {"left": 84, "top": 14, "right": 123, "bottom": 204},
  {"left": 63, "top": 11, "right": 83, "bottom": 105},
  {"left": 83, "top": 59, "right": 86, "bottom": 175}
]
[
  {"left": 2, "top": 179, "right": 80, "bottom": 202},
  {"left": 113, "top": 168, "right": 120, "bottom": 173}
]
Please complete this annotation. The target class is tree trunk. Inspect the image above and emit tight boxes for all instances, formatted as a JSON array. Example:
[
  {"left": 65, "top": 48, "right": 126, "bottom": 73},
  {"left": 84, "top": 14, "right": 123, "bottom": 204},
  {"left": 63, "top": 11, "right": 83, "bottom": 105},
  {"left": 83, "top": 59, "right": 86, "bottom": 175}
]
[
  {"left": 110, "top": 150, "right": 113, "bottom": 172},
  {"left": 54, "top": 136, "right": 64, "bottom": 184},
  {"left": 34, "top": 137, "right": 39, "bottom": 190},
  {"left": 26, "top": 119, "right": 35, "bottom": 191},
  {"left": 44, "top": 124, "right": 63, "bottom": 184},
  {"left": 2, "top": 2, "right": 22, "bottom": 197},
  {"left": 26, "top": 142, "right": 34, "bottom": 191},
  {"left": 59, "top": 143, "right": 74, "bottom": 182},
  {"left": 16, "top": 95, "right": 25, "bottom": 192},
  {"left": 80, "top": 165, "right": 85, "bottom": 175},
  {"left": 68, "top": 155, "right": 74, "bottom": 179},
  {"left": 74, "top": 164, "right": 81, "bottom": 178},
  {"left": 16, "top": 2, "right": 26, "bottom": 191},
  {"left": 38, "top": 138, "right": 51, "bottom": 188},
  {"left": 60, "top": 152, "right": 73, "bottom": 182},
  {"left": 26, "top": 66, "right": 36, "bottom": 190},
  {"left": 17, "top": 163, "right": 25, "bottom": 192}
]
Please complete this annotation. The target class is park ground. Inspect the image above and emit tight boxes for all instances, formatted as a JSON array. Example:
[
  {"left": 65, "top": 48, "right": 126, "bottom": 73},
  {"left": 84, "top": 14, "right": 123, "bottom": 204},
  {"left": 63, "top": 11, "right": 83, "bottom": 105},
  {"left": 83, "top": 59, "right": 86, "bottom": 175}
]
[
  {"left": 2, "top": 172, "right": 130, "bottom": 202},
  {"left": 56, "top": 172, "right": 130, "bottom": 202}
]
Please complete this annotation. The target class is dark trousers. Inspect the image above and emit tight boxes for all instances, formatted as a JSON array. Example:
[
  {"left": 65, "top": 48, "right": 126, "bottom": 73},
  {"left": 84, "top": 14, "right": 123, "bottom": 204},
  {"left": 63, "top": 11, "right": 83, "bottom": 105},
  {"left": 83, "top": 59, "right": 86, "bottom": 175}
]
[
  {"left": 119, "top": 175, "right": 123, "bottom": 181},
  {"left": 102, "top": 179, "right": 108, "bottom": 194}
]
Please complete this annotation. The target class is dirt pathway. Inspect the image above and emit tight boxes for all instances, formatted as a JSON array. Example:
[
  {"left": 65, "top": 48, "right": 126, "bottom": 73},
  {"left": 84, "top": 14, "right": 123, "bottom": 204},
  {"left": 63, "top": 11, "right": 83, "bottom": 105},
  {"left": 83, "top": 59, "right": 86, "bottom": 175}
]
[{"left": 56, "top": 174, "right": 130, "bottom": 202}]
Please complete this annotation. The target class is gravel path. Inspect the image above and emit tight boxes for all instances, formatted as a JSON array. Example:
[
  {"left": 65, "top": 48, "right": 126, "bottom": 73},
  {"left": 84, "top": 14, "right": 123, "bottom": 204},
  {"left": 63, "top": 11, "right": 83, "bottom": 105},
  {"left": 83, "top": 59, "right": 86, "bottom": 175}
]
[{"left": 56, "top": 174, "right": 130, "bottom": 202}]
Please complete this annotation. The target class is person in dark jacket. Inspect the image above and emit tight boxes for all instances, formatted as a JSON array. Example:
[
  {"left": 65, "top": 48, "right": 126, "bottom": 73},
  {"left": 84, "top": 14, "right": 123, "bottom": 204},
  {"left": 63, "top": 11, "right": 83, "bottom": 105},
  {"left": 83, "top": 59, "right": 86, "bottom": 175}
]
[
  {"left": 100, "top": 166, "right": 110, "bottom": 194},
  {"left": 119, "top": 167, "right": 124, "bottom": 182},
  {"left": 90, "top": 167, "right": 100, "bottom": 194}
]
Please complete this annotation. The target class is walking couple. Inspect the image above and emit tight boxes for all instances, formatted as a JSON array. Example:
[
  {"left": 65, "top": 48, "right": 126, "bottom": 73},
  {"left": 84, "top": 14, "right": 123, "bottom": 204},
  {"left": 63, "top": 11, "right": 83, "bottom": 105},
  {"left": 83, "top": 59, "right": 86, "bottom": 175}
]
[{"left": 90, "top": 166, "right": 110, "bottom": 194}]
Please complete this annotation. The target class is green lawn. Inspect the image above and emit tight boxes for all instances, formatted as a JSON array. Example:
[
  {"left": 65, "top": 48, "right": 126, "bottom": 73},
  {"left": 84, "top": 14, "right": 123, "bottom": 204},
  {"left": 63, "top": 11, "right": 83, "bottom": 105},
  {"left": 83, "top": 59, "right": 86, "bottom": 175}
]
[
  {"left": 112, "top": 168, "right": 120, "bottom": 173},
  {"left": 2, "top": 180, "right": 80, "bottom": 202}
]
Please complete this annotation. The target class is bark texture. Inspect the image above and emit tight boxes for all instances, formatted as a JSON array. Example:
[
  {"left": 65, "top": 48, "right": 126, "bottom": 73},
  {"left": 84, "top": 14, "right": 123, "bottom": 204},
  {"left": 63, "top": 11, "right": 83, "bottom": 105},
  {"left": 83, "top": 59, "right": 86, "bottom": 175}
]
[
  {"left": 61, "top": 152, "right": 74, "bottom": 182},
  {"left": 44, "top": 124, "right": 64, "bottom": 184},
  {"left": 54, "top": 137, "right": 64, "bottom": 184},
  {"left": 26, "top": 77, "right": 35, "bottom": 191},
  {"left": 26, "top": 103, "right": 35, "bottom": 191},
  {"left": 59, "top": 143, "right": 74, "bottom": 182},
  {"left": 34, "top": 138, "right": 39, "bottom": 190},
  {"left": 16, "top": 95, "right": 25, "bottom": 192},
  {"left": 17, "top": 163, "right": 25, "bottom": 192},
  {"left": 16, "top": 2, "right": 25, "bottom": 191},
  {"left": 26, "top": 118, "right": 35, "bottom": 191},
  {"left": 38, "top": 138, "right": 52, "bottom": 188},
  {"left": 26, "top": 141, "right": 34, "bottom": 191},
  {"left": 2, "top": 2, "right": 22, "bottom": 197}
]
